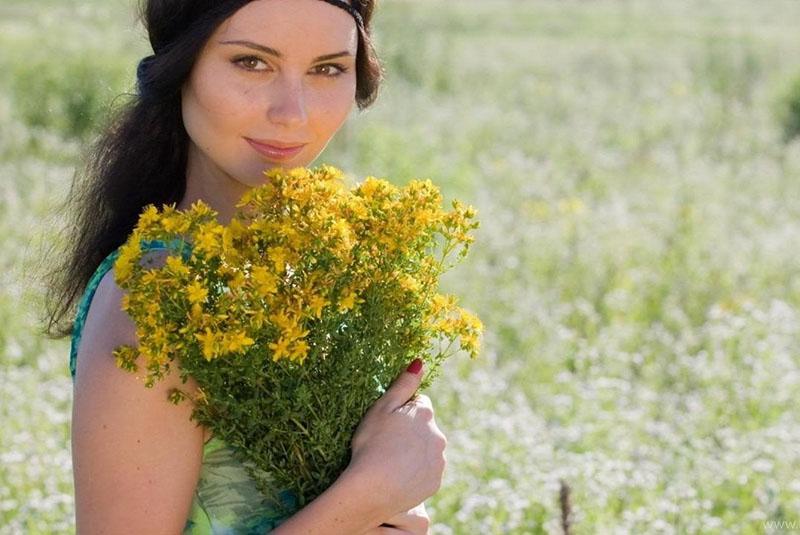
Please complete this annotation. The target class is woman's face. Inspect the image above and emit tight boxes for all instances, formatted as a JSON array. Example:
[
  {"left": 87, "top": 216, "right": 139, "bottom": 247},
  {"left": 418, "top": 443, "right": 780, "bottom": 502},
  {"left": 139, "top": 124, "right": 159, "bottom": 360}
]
[{"left": 181, "top": 0, "right": 358, "bottom": 190}]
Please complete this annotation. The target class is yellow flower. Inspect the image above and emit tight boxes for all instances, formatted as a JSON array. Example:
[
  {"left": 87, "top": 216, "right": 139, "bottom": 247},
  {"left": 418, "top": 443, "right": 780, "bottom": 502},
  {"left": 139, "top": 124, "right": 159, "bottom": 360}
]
[
  {"left": 247, "top": 308, "right": 268, "bottom": 329},
  {"left": 113, "top": 345, "right": 139, "bottom": 373},
  {"left": 161, "top": 213, "right": 191, "bottom": 234},
  {"left": 347, "top": 197, "right": 369, "bottom": 220},
  {"left": 165, "top": 255, "right": 190, "bottom": 277},
  {"left": 114, "top": 242, "right": 140, "bottom": 284},
  {"left": 456, "top": 310, "right": 483, "bottom": 359},
  {"left": 269, "top": 311, "right": 294, "bottom": 331},
  {"left": 189, "top": 200, "right": 215, "bottom": 218},
  {"left": 282, "top": 225, "right": 307, "bottom": 250},
  {"left": 306, "top": 294, "right": 328, "bottom": 319},
  {"left": 186, "top": 280, "right": 208, "bottom": 305},
  {"left": 195, "top": 327, "right": 219, "bottom": 360},
  {"left": 150, "top": 326, "right": 168, "bottom": 348},
  {"left": 137, "top": 205, "right": 161, "bottom": 230},
  {"left": 285, "top": 323, "right": 310, "bottom": 341},
  {"left": 268, "top": 246, "right": 290, "bottom": 274},
  {"left": 337, "top": 289, "right": 363, "bottom": 313},
  {"left": 290, "top": 339, "right": 310, "bottom": 362},
  {"left": 193, "top": 223, "right": 222, "bottom": 257},
  {"left": 141, "top": 270, "right": 159, "bottom": 285},
  {"left": 435, "top": 316, "right": 459, "bottom": 337},
  {"left": 399, "top": 274, "right": 421, "bottom": 293},
  {"left": 143, "top": 313, "right": 159, "bottom": 328},
  {"left": 189, "top": 303, "right": 203, "bottom": 323},
  {"left": 224, "top": 331, "right": 255, "bottom": 353},
  {"left": 222, "top": 219, "right": 246, "bottom": 259},
  {"left": 359, "top": 177, "right": 393, "bottom": 200},
  {"left": 430, "top": 293, "right": 456, "bottom": 315},
  {"left": 332, "top": 219, "right": 352, "bottom": 240},
  {"left": 287, "top": 183, "right": 313, "bottom": 206},
  {"left": 269, "top": 337, "right": 291, "bottom": 361},
  {"left": 252, "top": 266, "right": 279, "bottom": 296}
]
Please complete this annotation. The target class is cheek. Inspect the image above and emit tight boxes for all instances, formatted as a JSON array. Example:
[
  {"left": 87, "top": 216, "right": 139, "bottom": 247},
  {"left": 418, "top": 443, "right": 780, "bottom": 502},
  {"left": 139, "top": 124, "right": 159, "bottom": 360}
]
[
  {"left": 310, "top": 82, "right": 356, "bottom": 133},
  {"left": 184, "top": 75, "right": 254, "bottom": 146}
]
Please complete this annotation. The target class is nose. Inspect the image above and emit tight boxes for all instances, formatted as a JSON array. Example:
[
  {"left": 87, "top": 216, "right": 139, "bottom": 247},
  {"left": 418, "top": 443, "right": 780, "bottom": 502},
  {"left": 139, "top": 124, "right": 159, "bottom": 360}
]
[{"left": 267, "top": 75, "right": 308, "bottom": 129}]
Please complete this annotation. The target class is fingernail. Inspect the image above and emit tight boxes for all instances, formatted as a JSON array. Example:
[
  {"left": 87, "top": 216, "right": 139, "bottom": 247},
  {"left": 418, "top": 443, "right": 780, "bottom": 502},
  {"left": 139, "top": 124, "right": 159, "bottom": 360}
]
[{"left": 406, "top": 358, "right": 423, "bottom": 375}]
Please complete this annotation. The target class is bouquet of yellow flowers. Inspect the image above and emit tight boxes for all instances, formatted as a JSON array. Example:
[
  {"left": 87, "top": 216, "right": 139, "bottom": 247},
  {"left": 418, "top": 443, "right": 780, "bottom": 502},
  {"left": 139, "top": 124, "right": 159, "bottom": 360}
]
[{"left": 112, "top": 165, "right": 481, "bottom": 507}]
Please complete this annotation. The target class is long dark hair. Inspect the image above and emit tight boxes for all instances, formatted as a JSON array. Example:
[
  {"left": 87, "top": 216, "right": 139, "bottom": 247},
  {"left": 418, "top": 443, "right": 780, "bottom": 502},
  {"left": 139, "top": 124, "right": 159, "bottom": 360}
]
[{"left": 42, "top": 0, "right": 383, "bottom": 339}]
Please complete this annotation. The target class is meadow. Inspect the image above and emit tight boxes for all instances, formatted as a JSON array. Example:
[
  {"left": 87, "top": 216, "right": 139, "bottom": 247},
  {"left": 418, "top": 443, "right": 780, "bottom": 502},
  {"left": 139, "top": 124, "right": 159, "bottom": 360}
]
[{"left": 2, "top": 0, "right": 800, "bottom": 533}]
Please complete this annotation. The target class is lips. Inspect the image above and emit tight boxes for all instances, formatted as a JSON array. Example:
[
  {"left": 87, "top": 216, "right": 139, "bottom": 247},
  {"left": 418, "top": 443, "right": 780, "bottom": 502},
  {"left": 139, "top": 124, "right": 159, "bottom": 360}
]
[{"left": 245, "top": 138, "right": 307, "bottom": 161}]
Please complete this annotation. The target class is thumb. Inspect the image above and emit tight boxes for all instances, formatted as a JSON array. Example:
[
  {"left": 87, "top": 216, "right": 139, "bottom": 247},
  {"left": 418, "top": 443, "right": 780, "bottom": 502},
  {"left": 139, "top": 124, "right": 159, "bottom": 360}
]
[{"left": 382, "top": 358, "right": 424, "bottom": 409}]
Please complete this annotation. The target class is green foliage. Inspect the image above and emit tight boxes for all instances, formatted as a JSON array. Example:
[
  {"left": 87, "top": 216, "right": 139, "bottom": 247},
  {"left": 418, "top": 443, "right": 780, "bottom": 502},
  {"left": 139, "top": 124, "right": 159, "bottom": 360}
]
[
  {"left": 775, "top": 72, "right": 800, "bottom": 142},
  {"left": 376, "top": 4, "right": 455, "bottom": 94},
  {"left": 10, "top": 55, "right": 129, "bottom": 140},
  {"left": 692, "top": 38, "right": 762, "bottom": 103}
]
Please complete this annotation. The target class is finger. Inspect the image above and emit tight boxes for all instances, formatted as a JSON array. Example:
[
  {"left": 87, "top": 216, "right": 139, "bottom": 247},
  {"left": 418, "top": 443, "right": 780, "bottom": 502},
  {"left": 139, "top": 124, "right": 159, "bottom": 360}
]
[{"left": 379, "top": 358, "right": 424, "bottom": 410}]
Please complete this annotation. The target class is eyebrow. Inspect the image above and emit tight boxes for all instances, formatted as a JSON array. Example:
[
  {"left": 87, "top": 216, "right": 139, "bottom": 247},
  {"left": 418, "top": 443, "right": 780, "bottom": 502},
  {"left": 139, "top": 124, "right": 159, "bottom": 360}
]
[{"left": 219, "top": 40, "right": 353, "bottom": 62}]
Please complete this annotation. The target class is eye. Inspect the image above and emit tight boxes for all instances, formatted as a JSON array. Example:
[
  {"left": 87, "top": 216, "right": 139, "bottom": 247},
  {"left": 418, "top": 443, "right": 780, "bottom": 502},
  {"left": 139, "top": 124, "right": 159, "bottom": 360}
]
[
  {"left": 232, "top": 55, "right": 270, "bottom": 72},
  {"left": 312, "top": 63, "right": 348, "bottom": 78}
]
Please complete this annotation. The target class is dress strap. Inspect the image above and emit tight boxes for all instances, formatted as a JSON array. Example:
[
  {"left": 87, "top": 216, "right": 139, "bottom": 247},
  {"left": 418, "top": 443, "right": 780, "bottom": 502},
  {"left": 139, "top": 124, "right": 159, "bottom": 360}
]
[{"left": 69, "top": 238, "right": 190, "bottom": 380}]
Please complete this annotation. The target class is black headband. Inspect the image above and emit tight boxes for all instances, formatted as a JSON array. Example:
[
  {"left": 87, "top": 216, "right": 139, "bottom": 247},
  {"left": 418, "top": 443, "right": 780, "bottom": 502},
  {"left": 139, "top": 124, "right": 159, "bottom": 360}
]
[
  {"left": 318, "top": 0, "right": 364, "bottom": 29},
  {"left": 137, "top": 0, "right": 364, "bottom": 98}
]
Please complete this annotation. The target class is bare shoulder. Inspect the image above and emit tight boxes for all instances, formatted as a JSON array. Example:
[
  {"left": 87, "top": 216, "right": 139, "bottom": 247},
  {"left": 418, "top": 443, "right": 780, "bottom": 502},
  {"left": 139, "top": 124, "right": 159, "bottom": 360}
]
[
  {"left": 72, "top": 264, "right": 206, "bottom": 533},
  {"left": 78, "top": 266, "right": 137, "bottom": 356}
]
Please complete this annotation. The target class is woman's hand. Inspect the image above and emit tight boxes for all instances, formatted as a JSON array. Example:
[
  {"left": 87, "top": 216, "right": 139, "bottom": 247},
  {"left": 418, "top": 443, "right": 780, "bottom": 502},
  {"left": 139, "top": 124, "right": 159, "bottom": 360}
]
[
  {"left": 272, "top": 360, "right": 445, "bottom": 534},
  {"left": 346, "top": 359, "right": 448, "bottom": 520},
  {"left": 364, "top": 502, "right": 430, "bottom": 535}
]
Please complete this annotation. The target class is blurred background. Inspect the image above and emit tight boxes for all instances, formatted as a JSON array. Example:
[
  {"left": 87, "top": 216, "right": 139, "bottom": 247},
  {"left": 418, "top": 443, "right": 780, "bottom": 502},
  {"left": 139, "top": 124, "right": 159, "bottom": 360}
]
[{"left": 2, "top": 0, "right": 800, "bottom": 532}]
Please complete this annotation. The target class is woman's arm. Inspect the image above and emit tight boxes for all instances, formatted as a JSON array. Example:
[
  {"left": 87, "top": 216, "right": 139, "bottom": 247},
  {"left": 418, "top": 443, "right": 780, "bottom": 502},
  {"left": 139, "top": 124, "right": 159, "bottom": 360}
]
[
  {"left": 271, "top": 481, "right": 430, "bottom": 535},
  {"left": 270, "top": 466, "right": 387, "bottom": 534},
  {"left": 72, "top": 270, "right": 206, "bottom": 534}
]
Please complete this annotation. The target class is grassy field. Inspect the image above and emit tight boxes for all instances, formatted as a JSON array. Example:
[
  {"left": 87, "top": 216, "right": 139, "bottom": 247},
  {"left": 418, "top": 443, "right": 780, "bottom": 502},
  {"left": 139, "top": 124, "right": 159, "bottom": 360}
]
[{"left": 2, "top": 0, "right": 800, "bottom": 533}]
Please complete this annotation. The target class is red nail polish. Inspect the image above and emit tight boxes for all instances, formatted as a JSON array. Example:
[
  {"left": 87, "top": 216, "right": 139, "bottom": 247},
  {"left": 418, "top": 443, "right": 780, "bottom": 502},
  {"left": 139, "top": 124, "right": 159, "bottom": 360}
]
[{"left": 406, "top": 358, "right": 423, "bottom": 375}]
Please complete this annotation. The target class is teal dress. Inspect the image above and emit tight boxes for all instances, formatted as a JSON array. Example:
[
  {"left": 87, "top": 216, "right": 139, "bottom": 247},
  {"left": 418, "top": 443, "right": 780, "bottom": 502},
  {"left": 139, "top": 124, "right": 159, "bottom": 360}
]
[{"left": 69, "top": 240, "right": 297, "bottom": 534}]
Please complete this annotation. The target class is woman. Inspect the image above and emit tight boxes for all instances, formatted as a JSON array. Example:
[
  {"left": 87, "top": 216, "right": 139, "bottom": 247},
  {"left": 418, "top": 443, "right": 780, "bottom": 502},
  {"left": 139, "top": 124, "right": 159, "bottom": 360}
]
[{"left": 45, "top": 0, "right": 447, "bottom": 533}]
